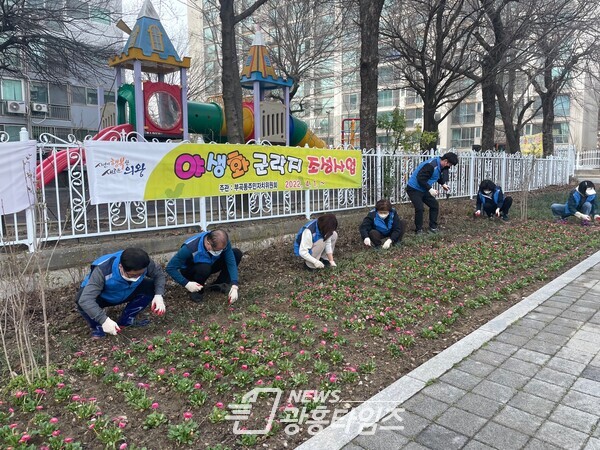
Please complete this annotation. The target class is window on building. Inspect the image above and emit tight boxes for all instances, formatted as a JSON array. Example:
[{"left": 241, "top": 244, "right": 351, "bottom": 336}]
[
  {"left": 405, "top": 89, "right": 420, "bottom": 105},
  {"left": 1, "top": 79, "right": 24, "bottom": 101},
  {"left": 90, "top": 7, "right": 111, "bottom": 24},
  {"left": 523, "top": 124, "right": 542, "bottom": 135},
  {"left": 316, "top": 77, "right": 334, "bottom": 95},
  {"left": 554, "top": 95, "right": 570, "bottom": 116},
  {"left": 104, "top": 91, "right": 115, "bottom": 104},
  {"left": 379, "top": 66, "right": 394, "bottom": 84},
  {"left": 49, "top": 84, "right": 68, "bottom": 105},
  {"left": 452, "top": 102, "right": 476, "bottom": 124},
  {"left": 5, "top": 125, "right": 22, "bottom": 142},
  {"left": 148, "top": 25, "right": 165, "bottom": 52},
  {"left": 66, "top": 0, "right": 89, "bottom": 19},
  {"left": 378, "top": 90, "right": 394, "bottom": 108},
  {"left": 72, "top": 86, "right": 86, "bottom": 104},
  {"left": 342, "top": 71, "right": 358, "bottom": 88},
  {"left": 30, "top": 82, "right": 48, "bottom": 103},
  {"left": 86, "top": 89, "right": 98, "bottom": 105},
  {"left": 405, "top": 108, "right": 422, "bottom": 127},
  {"left": 451, "top": 127, "right": 478, "bottom": 148},
  {"left": 343, "top": 93, "right": 359, "bottom": 111},
  {"left": 553, "top": 122, "right": 569, "bottom": 144}
]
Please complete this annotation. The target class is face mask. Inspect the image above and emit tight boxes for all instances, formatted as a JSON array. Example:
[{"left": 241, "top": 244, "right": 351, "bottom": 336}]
[
  {"left": 483, "top": 190, "right": 492, "bottom": 195},
  {"left": 377, "top": 212, "right": 389, "bottom": 219},
  {"left": 123, "top": 275, "right": 141, "bottom": 282},
  {"left": 586, "top": 188, "right": 595, "bottom": 196},
  {"left": 209, "top": 249, "right": 223, "bottom": 257}
]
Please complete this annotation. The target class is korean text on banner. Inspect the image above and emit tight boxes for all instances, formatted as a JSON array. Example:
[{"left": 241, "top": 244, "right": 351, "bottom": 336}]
[
  {"left": 0, "top": 140, "right": 36, "bottom": 214},
  {"left": 84, "top": 141, "right": 362, "bottom": 205}
]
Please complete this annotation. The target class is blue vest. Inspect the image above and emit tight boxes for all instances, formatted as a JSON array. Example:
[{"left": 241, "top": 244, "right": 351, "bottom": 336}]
[
  {"left": 478, "top": 187, "right": 502, "bottom": 206},
  {"left": 566, "top": 191, "right": 596, "bottom": 215},
  {"left": 183, "top": 231, "right": 224, "bottom": 266},
  {"left": 373, "top": 209, "right": 395, "bottom": 236},
  {"left": 407, "top": 157, "right": 442, "bottom": 192},
  {"left": 294, "top": 220, "right": 323, "bottom": 256},
  {"left": 80, "top": 251, "right": 145, "bottom": 304}
]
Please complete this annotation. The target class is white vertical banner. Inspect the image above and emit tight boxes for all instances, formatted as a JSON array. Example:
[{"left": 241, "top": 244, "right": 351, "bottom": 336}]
[{"left": 0, "top": 140, "right": 36, "bottom": 214}]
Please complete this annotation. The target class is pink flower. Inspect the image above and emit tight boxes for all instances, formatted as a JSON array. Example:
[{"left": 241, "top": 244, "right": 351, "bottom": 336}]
[
  {"left": 320, "top": 340, "right": 326, "bottom": 345},
  {"left": 183, "top": 411, "right": 193, "bottom": 420},
  {"left": 36, "top": 405, "right": 43, "bottom": 410},
  {"left": 241, "top": 364, "right": 248, "bottom": 370},
  {"left": 194, "top": 383, "right": 201, "bottom": 389},
  {"left": 156, "top": 368, "right": 165, "bottom": 376},
  {"left": 56, "top": 369, "right": 64, "bottom": 375},
  {"left": 275, "top": 375, "right": 282, "bottom": 381},
  {"left": 50, "top": 417, "right": 58, "bottom": 423},
  {"left": 182, "top": 372, "right": 190, "bottom": 378},
  {"left": 19, "top": 434, "right": 31, "bottom": 443},
  {"left": 118, "top": 421, "right": 126, "bottom": 429},
  {"left": 57, "top": 383, "right": 65, "bottom": 388},
  {"left": 323, "top": 327, "right": 328, "bottom": 332},
  {"left": 166, "top": 330, "right": 172, "bottom": 335},
  {"left": 14, "top": 390, "right": 26, "bottom": 398},
  {"left": 329, "top": 374, "right": 337, "bottom": 383},
  {"left": 256, "top": 379, "right": 264, "bottom": 385},
  {"left": 71, "top": 395, "right": 80, "bottom": 401},
  {"left": 151, "top": 402, "right": 159, "bottom": 409},
  {"left": 52, "top": 430, "right": 61, "bottom": 437},
  {"left": 120, "top": 444, "right": 128, "bottom": 450},
  {"left": 64, "top": 438, "right": 74, "bottom": 443},
  {"left": 215, "top": 402, "right": 224, "bottom": 409},
  {"left": 267, "top": 361, "right": 274, "bottom": 366},
  {"left": 9, "top": 423, "right": 18, "bottom": 429}
]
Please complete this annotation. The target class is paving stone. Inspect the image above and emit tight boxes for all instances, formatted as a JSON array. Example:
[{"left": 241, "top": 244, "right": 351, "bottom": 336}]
[
  {"left": 542, "top": 324, "right": 577, "bottom": 337},
  {"left": 522, "top": 378, "right": 568, "bottom": 401},
  {"left": 548, "top": 405, "right": 599, "bottom": 434},
  {"left": 435, "top": 407, "right": 487, "bottom": 437},
  {"left": 392, "top": 411, "right": 429, "bottom": 438},
  {"left": 585, "top": 438, "right": 600, "bottom": 450},
  {"left": 551, "top": 317, "right": 584, "bottom": 329},
  {"left": 439, "top": 369, "right": 482, "bottom": 391},
  {"left": 567, "top": 338, "right": 600, "bottom": 355},
  {"left": 517, "top": 317, "right": 549, "bottom": 329},
  {"left": 402, "top": 442, "right": 429, "bottom": 450},
  {"left": 574, "top": 329, "right": 600, "bottom": 342},
  {"left": 526, "top": 312, "right": 556, "bottom": 323},
  {"left": 571, "top": 378, "right": 600, "bottom": 398},
  {"left": 402, "top": 393, "right": 450, "bottom": 420},
  {"left": 535, "top": 421, "right": 589, "bottom": 449},
  {"left": 562, "top": 309, "right": 596, "bottom": 321},
  {"left": 523, "top": 438, "right": 563, "bottom": 450},
  {"left": 513, "top": 348, "right": 552, "bottom": 365},
  {"left": 421, "top": 381, "right": 467, "bottom": 404},
  {"left": 462, "top": 440, "right": 496, "bottom": 450},
  {"left": 595, "top": 426, "right": 600, "bottom": 438},
  {"left": 415, "top": 424, "right": 468, "bottom": 450},
  {"left": 555, "top": 347, "right": 595, "bottom": 364},
  {"left": 534, "top": 367, "right": 577, "bottom": 388},
  {"left": 535, "top": 305, "right": 566, "bottom": 317},
  {"left": 545, "top": 356, "right": 587, "bottom": 376},
  {"left": 561, "top": 390, "right": 600, "bottom": 416},
  {"left": 474, "top": 421, "right": 530, "bottom": 449},
  {"left": 567, "top": 305, "right": 597, "bottom": 316},
  {"left": 534, "top": 331, "right": 571, "bottom": 345},
  {"left": 500, "top": 357, "right": 541, "bottom": 377},
  {"left": 492, "top": 405, "right": 544, "bottom": 435},
  {"left": 456, "top": 359, "right": 497, "bottom": 378},
  {"left": 470, "top": 349, "right": 509, "bottom": 367},
  {"left": 483, "top": 340, "right": 519, "bottom": 356},
  {"left": 523, "top": 339, "right": 562, "bottom": 356},
  {"left": 495, "top": 332, "right": 531, "bottom": 347},
  {"left": 455, "top": 393, "right": 503, "bottom": 419},
  {"left": 590, "top": 313, "right": 600, "bottom": 325},
  {"left": 582, "top": 365, "right": 600, "bottom": 382},
  {"left": 353, "top": 429, "right": 409, "bottom": 450},
  {"left": 472, "top": 380, "right": 516, "bottom": 404},
  {"left": 548, "top": 295, "right": 576, "bottom": 305},
  {"left": 508, "top": 325, "right": 540, "bottom": 338},
  {"left": 508, "top": 392, "right": 556, "bottom": 419},
  {"left": 487, "top": 367, "right": 530, "bottom": 390},
  {"left": 541, "top": 301, "right": 569, "bottom": 311},
  {"left": 341, "top": 443, "right": 367, "bottom": 450}
]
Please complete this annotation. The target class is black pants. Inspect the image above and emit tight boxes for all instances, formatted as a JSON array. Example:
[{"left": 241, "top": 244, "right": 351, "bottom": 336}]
[
  {"left": 367, "top": 225, "right": 404, "bottom": 246},
  {"left": 482, "top": 196, "right": 513, "bottom": 217},
  {"left": 181, "top": 248, "right": 243, "bottom": 285},
  {"left": 407, "top": 187, "right": 439, "bottom": 231}
]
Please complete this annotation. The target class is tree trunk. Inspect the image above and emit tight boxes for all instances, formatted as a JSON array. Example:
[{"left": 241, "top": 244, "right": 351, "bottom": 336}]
[
  {"left": 480, "top": 66, "right": 496, "bottom": 151},
  {"left": 494, "top": 85, "right": 520, "bottom": 153},
  {"left": 358, "top": 0, "right": 385, "bottom": 150},
  {"left": 541, "top": 92, "right": 556, "bottom": 156},
  {"left": 220, "top": 0, "right": 244, "bottom": 144}
]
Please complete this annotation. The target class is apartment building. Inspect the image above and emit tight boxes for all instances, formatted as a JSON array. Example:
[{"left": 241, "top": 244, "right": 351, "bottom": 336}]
[{"left": 0, "top": 0, "right": 122, "bottom": 142}]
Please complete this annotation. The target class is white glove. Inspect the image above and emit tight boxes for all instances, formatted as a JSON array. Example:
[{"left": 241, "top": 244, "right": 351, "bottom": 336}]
[
  {"left": 442, "top": 184, "right": 449, "bottom": 192},
  {"left": 102, "top": 318, "right": 121, "bottom": 335},
  {"left": 313, "top": 260, "right": 325, "bottom": 269},
  {"left": 363, "top": 237, "right": 372, "bottom": 247},
  {"left": 329, "top": 260, "right": 337, "bottom": 267},
  {"left": 151, "top": 295, "right": 165, "bottom": 316},
  {"left": 574, "top": 212, "right": 591, "bottom": 221},
  {"left": 228, "top": 285, "right": 239, "bottom": 304},
  {"left": 495, "top": 208, "right": 500, "bottom": 217},
  {"left": 428, "top": 188, "right": 438, "bottom": 196},
  {"left": 475, "top": 210, "right": 481, "bottom": 217},
  {"left": 595, "top": 215, "right": 600, "bottom": 222},
  {"left": 185, "top": 281, "right": 203, "bottom": 293},
  {"left": 382, "top": 239, "right": 392, "bottom": 250}
]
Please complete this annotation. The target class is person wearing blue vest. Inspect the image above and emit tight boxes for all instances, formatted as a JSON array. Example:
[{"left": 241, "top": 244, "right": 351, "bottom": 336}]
[
  {"left": 76, "top": 248, "right": 166, "bottom": 339},
  {"left": 406, "top": 152, "right": 459, "bottom": 234},
  {"left": 474, "top": 179, "right": 512, "bottom": 221},
  {"left": 359, "top": 199, "right": 404, "bottom": 249},
  {"left": 166, "top": 229, "right": 242, "bottom": 304},
  {"left": 551, "top": 180, "right": 599, "bottom": 225},
  {"left": 294, "top": 213, "right": 338, "bottom": 269}
]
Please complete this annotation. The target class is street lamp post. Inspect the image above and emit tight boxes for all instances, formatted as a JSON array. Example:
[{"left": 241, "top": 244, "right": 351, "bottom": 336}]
[{"left": 326, "top": 108, "right": 332, "bottom": 147}]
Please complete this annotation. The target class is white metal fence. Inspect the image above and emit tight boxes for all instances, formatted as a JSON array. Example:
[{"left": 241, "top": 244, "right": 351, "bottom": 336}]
[
  {"left": 0, "top": 131, "right": 573, "bottom": 252},
  {"left": 576, "top": 148, "right": 600, "bottom": 168}
]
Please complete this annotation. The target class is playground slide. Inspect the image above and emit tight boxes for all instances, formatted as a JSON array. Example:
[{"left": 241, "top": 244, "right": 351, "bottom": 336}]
[{"left": 36, "top": 124, "right": 134, "bottom": 187}]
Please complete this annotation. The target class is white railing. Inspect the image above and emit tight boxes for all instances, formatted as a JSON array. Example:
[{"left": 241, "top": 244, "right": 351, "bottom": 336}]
[
  {"left": 576, "top": 148, "right": 600, "bottom": 168},
  {"left": 0, "top": 132, "right": 572, "bottom": 252}
]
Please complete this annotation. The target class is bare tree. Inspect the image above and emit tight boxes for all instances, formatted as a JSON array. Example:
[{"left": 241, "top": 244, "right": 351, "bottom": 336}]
[
  {"left": 0, "top": 0, "right": 121, "bottom": 83},
  {"left": 381, "top": 0, "right": 482, "bottom": 150},
  {"left": 358, "top": 0, "right": 385, "bottom": 150}
]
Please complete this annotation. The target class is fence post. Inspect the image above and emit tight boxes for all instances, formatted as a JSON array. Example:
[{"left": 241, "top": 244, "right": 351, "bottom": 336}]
[
  {"left": 199, "top": 197, "right": 207, "bottom": 231},
  {"left": 376, "top": 145, "right": 382, "bottom": 201},
  {"left": 304, "top": 190, "right": 311, "bottom": 219},
  {"left": 501, "top": 151, "right": 507, "bottom": 191},
  {"left": 20, "top": 127, "right": 37, "bottom": 252},
  {"left": 468, "top": 150, "right": 475, "bottom": 199},
  {"left": 548, "top": 156, "right": 554, "bottom": 186}
]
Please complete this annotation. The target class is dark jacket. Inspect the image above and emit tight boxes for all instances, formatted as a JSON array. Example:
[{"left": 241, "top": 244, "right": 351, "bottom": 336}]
[
  {"left": 476, "top": 186, "right": 506, "bottom": 210},
  {"left": 406, "top": 156, "right": 450, "bottom": 193},
  {"left": 359, "top": 209, "right": 403, "bottom": 242},
  {"left": 565, "top": 189, "right": 597, "bottom": 216}
]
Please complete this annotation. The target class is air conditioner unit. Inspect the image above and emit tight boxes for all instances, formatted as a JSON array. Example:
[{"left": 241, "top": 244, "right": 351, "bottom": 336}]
[
  {"left": 32, "top": 102, "right": 48, "bottom": 113},
  {"left": 7, "top": 101, "right": 26, "bottom": 114}
]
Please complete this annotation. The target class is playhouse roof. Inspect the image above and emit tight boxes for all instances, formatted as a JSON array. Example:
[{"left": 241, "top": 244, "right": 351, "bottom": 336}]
[
  {"left": 109, "top": 0, "right": 190, "bottom": 73},
  {"left": 240, "top": 29, "right": 293, "bottom": 90}
]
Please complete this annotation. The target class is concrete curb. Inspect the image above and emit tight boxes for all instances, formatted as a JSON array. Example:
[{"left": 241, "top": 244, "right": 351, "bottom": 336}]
[{"left": 295, "top": 249, "right": 600, "bottom": 450}]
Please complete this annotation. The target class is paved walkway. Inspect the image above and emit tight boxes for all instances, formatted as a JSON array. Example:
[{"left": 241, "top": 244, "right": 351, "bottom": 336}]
[{"left": 298, "top": 251, "right": 600, "bottom": 450}]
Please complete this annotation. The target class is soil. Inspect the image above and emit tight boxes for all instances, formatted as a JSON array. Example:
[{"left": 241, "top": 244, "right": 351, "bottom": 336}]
[{"left": 4, "top": 186, "right": 597, "bottom": 449}]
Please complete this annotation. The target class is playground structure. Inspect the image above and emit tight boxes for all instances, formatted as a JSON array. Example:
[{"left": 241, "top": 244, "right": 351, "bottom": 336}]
[{"left": 37, "top": 0, "right": 325, "bottom": 186}]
